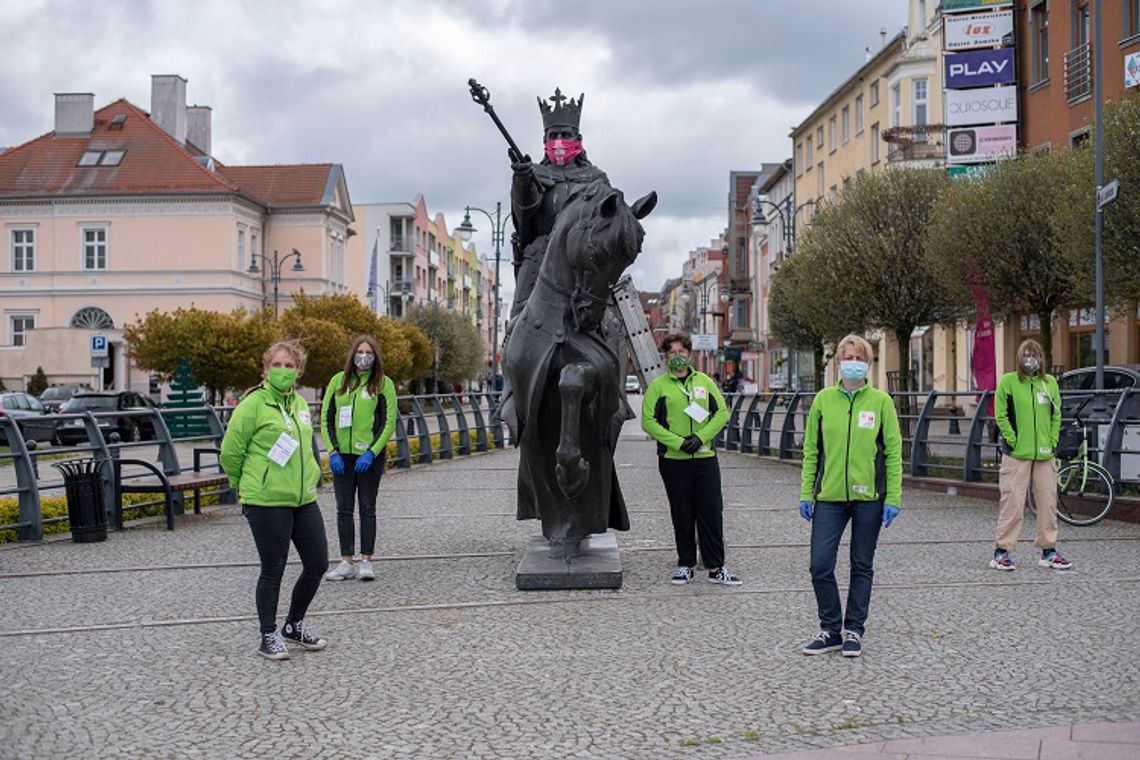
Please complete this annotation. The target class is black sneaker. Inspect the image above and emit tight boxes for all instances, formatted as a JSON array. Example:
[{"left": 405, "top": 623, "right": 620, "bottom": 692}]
[
  {"left": 281, "top": 619, "right": 327, "bottom": 651},
  {"left": 802, "top": 630, "right": 842, "bottom": 655},
  {"left": 670, "top": 566, "right": 695, "bottom": 585},
  {"left": 258, "top": 630, "right": 290, "bottom": 660},
  {"left": 841, "top": 630, "right": 863, "bottom": 657}
]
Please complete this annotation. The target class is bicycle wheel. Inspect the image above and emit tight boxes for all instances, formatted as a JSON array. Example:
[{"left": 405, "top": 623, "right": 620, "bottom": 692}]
[{"left": 1054, "top": 461, "right": 1115, "bottom": 526}]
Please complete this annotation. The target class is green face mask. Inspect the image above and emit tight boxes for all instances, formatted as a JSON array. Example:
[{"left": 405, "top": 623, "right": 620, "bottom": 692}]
[
  {"left": 667, "top": 355, "right": 690, "bottom": 372},
  {"left": 267, "top": 367, "right": 298, "bottom": 392}
]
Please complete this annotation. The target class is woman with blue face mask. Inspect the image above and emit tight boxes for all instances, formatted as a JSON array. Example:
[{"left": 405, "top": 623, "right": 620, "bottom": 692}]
[
  {"left": 798, "top": 334, "right": 902, "bottom": 658},
  {"left": 221, "top": 341, "right": 328, "bottom": 660}
]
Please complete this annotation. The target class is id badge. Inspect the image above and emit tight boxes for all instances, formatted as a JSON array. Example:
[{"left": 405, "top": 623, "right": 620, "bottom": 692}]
[
  {"left": 338, "top": 405, "right": 353, "bottom": 427},
  {"left": 1037, "top": 392, "right": 1050, "bottom": 405},
  {"left": 268, "top": 432, "right": 299, "bottom": 466},
  {"left": 684, "top": 402, "right": 709, "bottom": 423}
]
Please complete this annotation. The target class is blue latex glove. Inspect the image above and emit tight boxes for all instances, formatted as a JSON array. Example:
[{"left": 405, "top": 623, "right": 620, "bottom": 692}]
[
  {"left": 328, "top": 452, "right": 345, "bottom": 476},
  {"left": 354, "top": 450, "right": 376, "bottom": 473},
  {"left": 882, "top": 504, "right": 900, "bottom": 528},
  {"left": 799, "top": 500, "right": 814, "bottom": 522}
]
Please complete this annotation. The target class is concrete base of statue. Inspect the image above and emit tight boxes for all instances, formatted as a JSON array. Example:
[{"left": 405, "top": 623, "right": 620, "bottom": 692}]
[{"left": 515, "top": 532, "right": 622, "bottom": 590}]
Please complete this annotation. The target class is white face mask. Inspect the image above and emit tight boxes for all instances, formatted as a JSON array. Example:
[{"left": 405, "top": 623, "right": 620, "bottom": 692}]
[{"left": 354, "top": 353, "right": 375, "bottom": 371}]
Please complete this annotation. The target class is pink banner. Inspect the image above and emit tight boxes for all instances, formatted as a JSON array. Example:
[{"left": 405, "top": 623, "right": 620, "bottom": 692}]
[{"left": 968, "top": 270, "right": 996, "bottom": 414}]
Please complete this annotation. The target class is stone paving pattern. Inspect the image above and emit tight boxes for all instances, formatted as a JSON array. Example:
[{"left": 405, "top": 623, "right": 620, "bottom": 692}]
[{"left": 2, "top": 409, "right": 1139, "bottom": 758}]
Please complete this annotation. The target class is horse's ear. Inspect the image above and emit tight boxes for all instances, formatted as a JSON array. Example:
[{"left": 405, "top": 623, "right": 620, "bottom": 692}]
[
  {"left": 600, "top": 192, "right": 620, "bottom": 218},
  {"left": 631, "top": 191, "right": 657, "bottom": 220}
]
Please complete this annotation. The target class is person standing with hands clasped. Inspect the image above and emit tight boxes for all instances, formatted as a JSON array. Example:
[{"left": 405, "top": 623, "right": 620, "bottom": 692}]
[
  {"left": 642, "top": 331, "right": 741, "bottom": 587},
  {"left": 321, "top": 335, "right": 399, "bottom": 582},
  {"left": 221, "top": 341, "right": 328, "bottom": 660},
  {"left": 991, "top": 338, "right": 1071, "bottom": 572},
  {"left": 799, "top": 334, "right": 901, "bottom": 658}
]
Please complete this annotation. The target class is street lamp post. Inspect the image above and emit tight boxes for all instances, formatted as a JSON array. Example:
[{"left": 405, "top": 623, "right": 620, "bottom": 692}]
[
  {"left": 455, "top": 202, "right": 505, "bottom": 392},
  {"left": 248, "top": 248, "right": 304, "bottom": 318}
]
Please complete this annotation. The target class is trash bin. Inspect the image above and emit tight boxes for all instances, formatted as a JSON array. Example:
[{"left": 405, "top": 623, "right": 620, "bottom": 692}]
[{"left": 52, "top": 459, "right": 108, "bottom": 543}]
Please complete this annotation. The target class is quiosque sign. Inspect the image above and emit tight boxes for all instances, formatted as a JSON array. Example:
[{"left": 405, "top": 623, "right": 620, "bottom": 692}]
[
  {"left": 945, "top": 48, "right": 1016, "bottom": 88},
  {"left": 945, "top": 86, "right": 1018, "bottom": 126}
]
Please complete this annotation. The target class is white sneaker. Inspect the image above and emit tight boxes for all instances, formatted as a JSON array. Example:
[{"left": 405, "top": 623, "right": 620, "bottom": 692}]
[
  {"left": 358, "top": 559, "right": 375, "bottom": 581},
  {"left": 325, "top": 559, "right": 356, "bottom": 581}
]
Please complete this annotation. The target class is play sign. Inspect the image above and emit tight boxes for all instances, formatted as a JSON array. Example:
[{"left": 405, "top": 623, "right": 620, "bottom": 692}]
[{"left": 945, "top": 48, "right": 1016, "bottom": 88}]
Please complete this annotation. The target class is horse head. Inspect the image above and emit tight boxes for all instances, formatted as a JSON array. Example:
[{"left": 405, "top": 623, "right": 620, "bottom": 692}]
[{"left": 544, "top": 180, "right": 657, "bottom": 332}]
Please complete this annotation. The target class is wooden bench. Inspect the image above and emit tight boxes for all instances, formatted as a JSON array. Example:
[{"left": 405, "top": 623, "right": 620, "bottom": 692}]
[{"left": 114, "top": 448, "right": 230, "bottom": 531}]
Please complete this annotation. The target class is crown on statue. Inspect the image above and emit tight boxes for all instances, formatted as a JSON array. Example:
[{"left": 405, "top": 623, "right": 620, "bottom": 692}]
[{"left": 538, "top": 87, "right": 584, "bottom": 131}]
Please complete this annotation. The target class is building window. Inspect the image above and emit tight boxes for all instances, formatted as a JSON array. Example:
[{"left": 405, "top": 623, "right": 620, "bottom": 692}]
[
  {"left": 77, "top": 150, "right": 126, "bottom": 166},
  {"left": 842, "top": 105, "right": 851, "bottom": 143},
  {"left": 855, "top": 95, "right": 864, "bottom": 133},
  {"left": 817, "top": 162, "right": 825, "bottom": 197},
  {"left": 816, "top": 126, "right": 824, "bottom": 149},
  {"left": 1127, "top": 0, "right": 1140, "bottom": 38},
  {"left": 81, "top": 226, "right": 107, "bottom": 270},
  {"left": 237, "top": 228, "right": 246, "bottom": 272},
  {"left": 10, "top": 228, "right": 35, "bottom": 272},
  {"left": 806, "top": 138, "right": 814, "bottom": 165},
  {"left": 10, "top": 314, "right": 34, "bottom": 347},
  {"left": 870, "top": 80, "right": 880, "bottom": 106},
  {"left": 795, "top": 142, "right": 803, "bottom": 175},
  {"left": 871, "top": 122, "right": 881, "bottom": 163},
  {"left": 251, "top": 231, "right": 259, "bottom": 268},
  {"left": 1032, "top": 1, "right": 1050, "bottom": 84},
  {"left": 913, "top": 78, "right": 928, "bottom": 128},
  {"left": 890, "top": 82, "right": 902, "bottom": 127},
  {"left": 828, "top": 116, "right": 837, "bottom": 152}
]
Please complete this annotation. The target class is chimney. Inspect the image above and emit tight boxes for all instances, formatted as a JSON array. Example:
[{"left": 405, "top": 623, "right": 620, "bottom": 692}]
[
  {"left": 150, "top": 74, "right": 188, "bottom": 144},
  {"left": 880, "top": 27, "right": 888, "bottom": 47},
  {"left": 186, "top": 105, "right": 212, "bottom": 155},
  {"left": 54, "top": 93, "right": 94, "bottom": 135}
]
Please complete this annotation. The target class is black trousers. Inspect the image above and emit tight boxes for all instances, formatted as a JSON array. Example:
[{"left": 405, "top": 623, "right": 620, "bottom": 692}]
[
  {"left": 658, "top": 456, "right": 725, "bottom": 569},
  {"left": 331, "top": 454, "right": 384, "bottom": 557},
  {"left": 244, "top": 502, "right": 328, "bottom": 634}
]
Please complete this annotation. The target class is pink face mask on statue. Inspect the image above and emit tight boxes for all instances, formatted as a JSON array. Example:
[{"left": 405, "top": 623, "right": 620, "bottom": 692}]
[{"left": 544, "top": 139, "right": 583, "bottom": 166}]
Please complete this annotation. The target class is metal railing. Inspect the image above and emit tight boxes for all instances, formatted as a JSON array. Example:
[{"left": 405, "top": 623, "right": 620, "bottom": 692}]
[{"left": 1, "top": 391, "right": 504, "bottom": 542}]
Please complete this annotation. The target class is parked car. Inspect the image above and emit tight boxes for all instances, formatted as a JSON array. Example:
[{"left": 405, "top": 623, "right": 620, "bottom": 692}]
[
  {"left": 1057, "top": 364, "right": 1140, "bottom": 419},
  {"left": 0, "top": 392, "right": 58, "bottom": 444},
  {"left": 624, "top": 374, "right": 640, "bottom": 394},
  {"left": 55, "top": 391, "right": 159, "bottom": 445},
  {"left": 38, "top": 385, "right": 86, "bottom": 413}
]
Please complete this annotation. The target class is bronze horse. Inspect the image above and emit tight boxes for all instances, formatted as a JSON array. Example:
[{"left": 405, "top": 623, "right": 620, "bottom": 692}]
[{"left": 501, "top": 179, "right": 656, "bottom": 557}]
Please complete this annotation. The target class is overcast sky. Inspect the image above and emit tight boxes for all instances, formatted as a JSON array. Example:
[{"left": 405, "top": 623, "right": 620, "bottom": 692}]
[{"left": 0, "top": 0, "right": 907, "bottom": 299}]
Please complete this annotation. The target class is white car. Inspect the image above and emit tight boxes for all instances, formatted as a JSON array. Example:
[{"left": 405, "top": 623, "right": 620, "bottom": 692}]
[{"left": 624, "top": 375, "right": 640, "bottom": 394}]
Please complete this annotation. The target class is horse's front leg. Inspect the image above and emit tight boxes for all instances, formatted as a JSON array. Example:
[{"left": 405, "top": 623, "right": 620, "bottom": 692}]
[{"left": 555, "top": 362, "right": 596, "bottom": 499}]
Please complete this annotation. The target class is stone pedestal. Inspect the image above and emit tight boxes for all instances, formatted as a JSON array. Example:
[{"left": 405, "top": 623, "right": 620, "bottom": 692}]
[{"left": 516, "top": 532, "right": 622, "bottom": 590}]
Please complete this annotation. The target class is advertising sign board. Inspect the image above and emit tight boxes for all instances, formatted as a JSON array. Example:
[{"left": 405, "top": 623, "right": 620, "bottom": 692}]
[
  {"left": 942, "top": 0, "right": 1012, "bottom": 12},
  {"left": 945, "top": 10, "right": 1014, "bottom": 50},
  {"left": 945, "top": 86, "right": 1017, "bottom": 126},
  {"left": 947, "top": 125, "right": 1017, "bottom": 164},
  {"left": 948, "top": 164, "right": 996, "bottom": 180},
  {"left": 691, "top": 334, "right": 718, "bottom": 351},
  {"left": 945, "top": 48, "right": 1016, "bottom": 88},
  {"left": 1126, "top": 51, "right": 1140, "bottom": 88}
]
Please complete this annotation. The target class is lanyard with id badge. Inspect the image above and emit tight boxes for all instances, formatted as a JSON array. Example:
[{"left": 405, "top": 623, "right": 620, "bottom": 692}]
[
  {"left": 682, "top": 383, "right": 710, "bottom": 424},
  {"left": 268, "top": 405, "right": 300, "bottom": 467}
]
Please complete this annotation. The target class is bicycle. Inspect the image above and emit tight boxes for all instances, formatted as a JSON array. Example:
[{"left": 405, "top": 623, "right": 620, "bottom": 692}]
[{"left": 1026, "top": 395, "right": 1117, "bottom": 526}]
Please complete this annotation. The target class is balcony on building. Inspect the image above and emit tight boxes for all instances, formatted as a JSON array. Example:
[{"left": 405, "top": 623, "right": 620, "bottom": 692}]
[
  {"left": 883, "top": 124, "right": 946, "bottom": 168},
  {"left": 1064, "top": 42, "right": 1092, "bottom": 104}
]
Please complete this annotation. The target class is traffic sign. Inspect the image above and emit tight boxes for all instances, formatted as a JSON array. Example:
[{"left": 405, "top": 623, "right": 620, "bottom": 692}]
[
  {"left": 90, "top": 334, "right": 108, "bottom": 358},
  {"left": 1097, "top": 179, "right": 1120, "bottom": 210}
]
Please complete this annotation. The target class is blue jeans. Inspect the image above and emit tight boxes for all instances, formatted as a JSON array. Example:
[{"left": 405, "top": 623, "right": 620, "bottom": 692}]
[{"left": 809, "top": 500, "right": 882, "bottom": 637}]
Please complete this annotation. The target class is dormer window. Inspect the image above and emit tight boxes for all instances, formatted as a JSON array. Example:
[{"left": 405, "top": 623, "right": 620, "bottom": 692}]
[
  {"left": 101, "top": 150, "right": 124, "bottom": 166},
  {"left": 78, "top": 151, "right": 102, "bottom": 166}
]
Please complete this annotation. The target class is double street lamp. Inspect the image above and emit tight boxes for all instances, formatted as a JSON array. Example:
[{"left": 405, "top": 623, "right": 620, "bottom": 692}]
[
  {"left": 751, "top": 197, "right": 817, "bottom": 254},
  {"left": 455, "top": 202, "right": 505, "bottom": 392},
  {"left": 248, "top": 248, "right": 304, "bottom": 318}
]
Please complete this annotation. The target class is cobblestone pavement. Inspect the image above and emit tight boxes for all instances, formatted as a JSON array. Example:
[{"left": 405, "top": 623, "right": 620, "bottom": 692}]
[{"left": 2, "top": 406, "right": 1139, "bottom": 759}]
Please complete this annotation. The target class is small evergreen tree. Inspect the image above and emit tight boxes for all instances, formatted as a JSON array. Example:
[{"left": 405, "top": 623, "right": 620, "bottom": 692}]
[{"left": 27, "top": 367, "right": 49, "bottom": 396}]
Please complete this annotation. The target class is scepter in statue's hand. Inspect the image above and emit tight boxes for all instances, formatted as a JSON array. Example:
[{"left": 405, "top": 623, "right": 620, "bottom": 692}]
[{"left": 468, "top": 78, "right": 526, "bottom": 164}]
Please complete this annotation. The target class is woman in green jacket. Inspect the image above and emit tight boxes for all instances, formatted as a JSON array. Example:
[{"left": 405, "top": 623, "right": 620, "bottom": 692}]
[
  {"left": 220, "top": 341, "right": 327, "bottom": 660},
  {"left": 642, "top": 331, "right": 741, "bottom": 587},
  {"left": 320, "top": 335, "right": 398, "bottom": 582},
  {"left": 799, "top": 334, "right": 902, "bottom": 658},
  {"left": 991, "top": 338, "right": 1071, "bottom": 572}
]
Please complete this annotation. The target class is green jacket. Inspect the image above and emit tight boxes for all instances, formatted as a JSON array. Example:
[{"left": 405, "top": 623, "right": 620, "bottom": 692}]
[
  {"left": 220, "top": 384, "right": 320, "bottom": 507},
  {"left": 641, "top": 369, "right": 729, "bottom": 460},
  {"left": 320, "top": 370, "right": 398, "bottom": 457},
  {"left": 800, "top": 381, "right": 903, "bottom": 506},
  {"left": 994, "top": 371, "right": 1061, "bottom": 461}
]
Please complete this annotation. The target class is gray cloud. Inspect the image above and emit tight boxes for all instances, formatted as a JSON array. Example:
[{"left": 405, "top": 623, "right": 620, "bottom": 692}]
[{"left": 0, "top": 0, "right": 907, "bottom": 295}]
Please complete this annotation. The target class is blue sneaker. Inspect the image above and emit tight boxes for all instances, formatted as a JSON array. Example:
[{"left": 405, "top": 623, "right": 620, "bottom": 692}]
[
  {"left": 989, "top": 550, "right": 1015, "bottom": 571},
  {"left": 841, "top": 630, "right": 863, "bottom": 657},
  {"left": 802, "top": 630, "right": 842, "bottom": 655}
]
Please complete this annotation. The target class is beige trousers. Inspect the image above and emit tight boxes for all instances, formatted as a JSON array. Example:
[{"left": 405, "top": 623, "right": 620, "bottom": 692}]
[{"left": 996, "top": 456, "right": 1059, "bottom": 551}]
